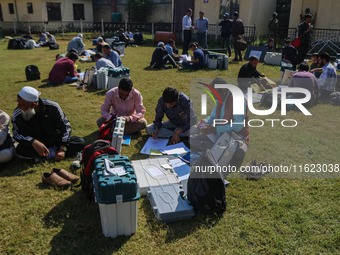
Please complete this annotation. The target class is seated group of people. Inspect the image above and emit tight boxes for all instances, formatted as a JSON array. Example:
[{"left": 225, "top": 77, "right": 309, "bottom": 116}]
[
  {"left": 48, "top": 35, "right": 123, "bottom": 85},
  {"left": 150, "top": 40, "right": 205, "bottom": 70},
  {"left": 237, "top": 52, "right": 337, "bottom": 106},
  {"left": 22, "top": 31, "right": 57, "bottom": 49}
]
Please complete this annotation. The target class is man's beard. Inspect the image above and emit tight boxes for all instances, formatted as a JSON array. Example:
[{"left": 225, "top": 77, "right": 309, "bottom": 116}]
[{"left": 22, "top": 108, "right": 36, "bottom": 121}]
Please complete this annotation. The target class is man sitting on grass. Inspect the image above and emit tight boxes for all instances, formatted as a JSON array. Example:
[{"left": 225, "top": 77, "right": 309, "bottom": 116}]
[
  {"left": 190, "top": 77, "right": 250, "bottom": 172},
  {"left": 48, "top": 52, "right": 79, "bottom": 85},
  {"left": 12, "top": 86, "right": 85, "bottom": 162},
  {"left": 0, "top": 110, "right": 15, "bottom": 164},
  {"left": 237, "top": 55, "right": 265, "bottom": 91},
  {"left": 289, "top": 63, "right": 319, "bottom": 107},
  {"left": 146, "top": 87, "right": 197, "bottom": 144},
  {"left": 103, "top": 45, "right": 122, "bottom": 68},
  {"left": 94, "top": 53, "right": 115, "bottom": 70},
  {"left": 67, "top": 34, "right": 85, "bottom": 55},
  {"left": 181, "top": 42, "right": 205, "bottom": 69},
  {"left": 150, "top": 42, "right": 178, "bottom": 69},
  {"left": 97, "top": 78, "right": 147, "bottom": 134}
]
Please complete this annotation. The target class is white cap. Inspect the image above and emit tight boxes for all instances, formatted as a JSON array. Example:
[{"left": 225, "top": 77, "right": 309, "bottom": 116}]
[
  {"left": 158, "top": 42, "right": 164, "bottom": 47},
  {"left": 18, "top": 86, "right": 41, "bottom": 102},
  {"left": 97, "top": 37, "right": 103, "bottom": 41},
  {"left": 78, "top": 33, "right": 83, "bottom": 38}
]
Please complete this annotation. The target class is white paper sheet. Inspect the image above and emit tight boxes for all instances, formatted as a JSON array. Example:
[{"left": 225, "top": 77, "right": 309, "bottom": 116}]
[
  {"left": 140, "top": 137, "right": 169, "bottom": 155},
  {"left": 161, "top": 142, "right": 190, "bottom": 155}
]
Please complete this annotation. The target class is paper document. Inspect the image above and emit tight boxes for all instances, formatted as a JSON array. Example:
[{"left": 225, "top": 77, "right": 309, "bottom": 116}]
[
  {"left": 140, "top": 137, "right": 169, "bottom": 155},
  {"left": 169, "top": 158, "right": 191, "bottom": 180},
  {"left": 161, "top": 142, "right": 190, "bottom": 155},
  {"left": 104, "top": 159, "right": 126, "bottom": 176}
]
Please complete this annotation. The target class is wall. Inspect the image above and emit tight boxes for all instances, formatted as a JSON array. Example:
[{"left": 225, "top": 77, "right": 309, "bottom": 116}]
[
  {"left": 289, "top": 0, "right": 340, "bottom": 29},
  {"left": 0, "top": 0, "right": 93, "bottom": 22},
  {"left": 194, "top": 0, "right": 276, "bottom": 34}
]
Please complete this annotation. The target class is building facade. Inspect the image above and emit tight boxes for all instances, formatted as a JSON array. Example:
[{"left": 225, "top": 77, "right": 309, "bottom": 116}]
[{"left": 0, "top": 0, "right": 93, "bottom": 22}]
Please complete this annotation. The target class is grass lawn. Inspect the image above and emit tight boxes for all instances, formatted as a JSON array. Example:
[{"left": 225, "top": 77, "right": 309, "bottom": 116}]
[{"left": 0, "top": 34, "right": 339, "bottom": 255}]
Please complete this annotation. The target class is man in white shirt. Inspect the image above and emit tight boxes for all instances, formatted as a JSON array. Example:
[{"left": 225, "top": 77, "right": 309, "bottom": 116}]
[{"left": 182, "top": 8, "right": 194, "bottom": 55}]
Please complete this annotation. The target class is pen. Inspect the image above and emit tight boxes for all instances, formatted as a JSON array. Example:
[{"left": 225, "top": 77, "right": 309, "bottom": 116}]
[{"left": 153, "top": 127, "right": 157, "bottom": 139}]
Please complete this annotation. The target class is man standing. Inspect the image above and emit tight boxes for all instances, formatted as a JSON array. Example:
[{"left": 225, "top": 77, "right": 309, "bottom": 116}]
[
  {"left": 97, "top": 78, "right": 147, "bottom": 134},
  {"left": 12, "top": 86, "right": 85, "bottom": 161},
  {"left": 103, "top": 45, "right": 122, "bottom": 68},
  {"left": 268, "top": 12, "right": 279, "bottom": 42},
  {"left": 182, "top": 8, "right": 195, "bottom": 55},
  {"left": 317, "top": 53, "right": 337, "bottom": 99},
  {"left": 297, "top": 14, "right": 313, "bottom": 64},
  {"left": 195, "top": 11, "right": 209, "bottom": 49},
  {"left": 181, "top": 43, "right": 205, "bottom": 69},
  {"left": 237, "top": 56, "right": 265, "bottom": 91},
  {"left": 48, "top": 52, "right": 79, "bottom": 85},
  {"left": 232, "top": 11, "right": 245, "bottom": 62},
  {"left": 67, "top": 34, "right": 85, "bottom": 55},
  {"left": 219, "top": 13, "right": 233, "bottom": 58},
  {"left": 289, "top": 63, "right": 319, "bottom": 106},
  {"left": 146, "top": 87, "right": 197, "bottom": 144}
]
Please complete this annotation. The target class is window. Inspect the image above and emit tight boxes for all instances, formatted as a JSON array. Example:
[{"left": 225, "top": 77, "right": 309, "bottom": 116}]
[
  {"left": 27, "top": 2, "right": 33, "bottom": 14},
  {"left": 8, "top": 3, "right": 14, "bottom": 14},
  {"left": 73, "top": 4, "right": 84, "bottom": 20},
  {"left": 46, "top": 2, "right": 61, "bottom": 21}
]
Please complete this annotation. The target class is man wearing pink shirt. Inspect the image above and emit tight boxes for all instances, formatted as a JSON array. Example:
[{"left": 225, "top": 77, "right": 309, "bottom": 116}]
[{"left": 97, "top": 78, "right": 147, "bottom": 134}]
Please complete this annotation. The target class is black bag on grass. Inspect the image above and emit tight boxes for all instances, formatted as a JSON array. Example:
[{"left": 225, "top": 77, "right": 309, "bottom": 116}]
[
  {"left": 187, "top": 149, "right": 227, "bottom": 214},
  {"left": 81, "top": 140, "right": 118, "bottom": 200},
  {"left": 8, "top": 38, "right": 28, "bottom": 49},
  {"left": 49, "top": 43, "right": 59, "bottom": 50},
  {"left": 25, "top": 65, "right": 40, "bottom": 81}
]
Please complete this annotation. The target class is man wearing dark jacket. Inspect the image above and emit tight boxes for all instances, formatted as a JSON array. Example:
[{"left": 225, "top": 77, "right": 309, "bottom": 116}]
[
  {"left": 150, "top": 42, "right": 177, "bottom": 69},
  {"left": 219, "top": 13, "right": 233, "bottom": 57},
  {"left": 12, "top": 86, "right": 85, "bottom": 161},
  {"left": 237, "top": 56, "right": 265, "bottom": 91},
  {"left": 297, "top": 14, "right": 313, "bottom": 64},
  {"left": 232, "top": 11, "right": 245, "bottom": 61},
  {"left": 282, "top": 38, "right": 298, "bottom": 70}
]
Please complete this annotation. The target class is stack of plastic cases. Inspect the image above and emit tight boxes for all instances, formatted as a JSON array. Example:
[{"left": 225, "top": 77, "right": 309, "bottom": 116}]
[
  {"left": 112, "top": 117, "right": 125, "bottom": 154},
  {"left": 107, "top": 68, "right": 131, "bottom": 89},
  {"left": 207, "top": 53, "right": 218, "bottom": 69},
  {"left": 147, "top": 183, "right": 195, "bottom": 222},
  {"left": 92, "top": 155, "right": 140, "bottom": 238},
  {"left": 113, "top": 41, "right": 125, "bottom": 56},
  {"left": 131, "top": 157, "right": 180, "bottom": 195},
  {"left": 97, "top": 67, "right": 108, "bottom": 89}
]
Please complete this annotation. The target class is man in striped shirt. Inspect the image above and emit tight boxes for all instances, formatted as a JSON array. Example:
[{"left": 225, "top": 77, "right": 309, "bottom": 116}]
[{"left": 12, "top": 86, "right": 85, "bottom": 161}]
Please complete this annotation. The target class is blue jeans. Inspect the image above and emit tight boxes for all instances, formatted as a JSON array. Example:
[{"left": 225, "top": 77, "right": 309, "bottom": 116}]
[
  {"left": 49, "top": 76, "right": 79, "bottom": 86},
  {"left": 196, "top": 32, "right": 207, "bottom": 49}
]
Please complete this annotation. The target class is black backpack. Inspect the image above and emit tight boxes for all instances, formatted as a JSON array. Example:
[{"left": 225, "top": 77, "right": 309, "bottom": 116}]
[
  {"left": 80, "top": 140, "right": 118, "bottom": 200},
  {"left": 49, "top": 43, "right": 59, "bottom": 50},
  {"left": 187, "top": 150, "right": 227, "bottom": 214},
  {"left": 8, "top": 38, "right": 27, "bottom": 50},
  {"left": 25, "top": 65, "right": 40, "bottom": 81}
]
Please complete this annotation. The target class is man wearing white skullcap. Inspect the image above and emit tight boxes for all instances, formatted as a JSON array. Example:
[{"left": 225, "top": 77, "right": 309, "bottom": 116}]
[
  {"left": 67, "top": 34, "right": 85, "bottom": 54},
  {"left": 12, "top": 86, "right": 85, "bottom": 161}
]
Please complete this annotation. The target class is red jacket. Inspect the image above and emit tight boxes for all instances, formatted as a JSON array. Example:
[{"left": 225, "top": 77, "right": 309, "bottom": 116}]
[{"left": 48, "top": 57, "right": 77, "bottom": 82}]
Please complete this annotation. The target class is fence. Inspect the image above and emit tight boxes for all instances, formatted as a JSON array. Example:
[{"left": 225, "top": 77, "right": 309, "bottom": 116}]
[{"left": 0, "top": 20, "right": 256, "bottom": 44}]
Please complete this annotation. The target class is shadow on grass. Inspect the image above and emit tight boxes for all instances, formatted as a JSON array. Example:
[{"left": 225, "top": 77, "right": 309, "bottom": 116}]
[
  {"left": 43, "top": 191, "right": 130, "bottom": 255},
  {"left": 84, "top": 87, "right": 107, "bottom": 96},
  {"left": 140, "top": 197, "right": 223, "bottom": 243},
  {"left": 0, "top": 158, "right": 37, "bottom": 177},
  {"left": 83, "top": 130, "right": 100, "bottom": 145}
]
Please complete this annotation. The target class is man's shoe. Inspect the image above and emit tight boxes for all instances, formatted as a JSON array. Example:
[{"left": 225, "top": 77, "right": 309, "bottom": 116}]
[
  {"left": 42, "top": 172, "right": 71, "bottom": 188},
  {"left": 51, "top": 168, "right": 79, "bottom": 183}
]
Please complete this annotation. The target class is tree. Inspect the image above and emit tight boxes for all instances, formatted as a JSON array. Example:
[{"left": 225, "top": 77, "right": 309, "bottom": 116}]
[{"left": 128, "top": 0, "right": 153, "bottom": 22}]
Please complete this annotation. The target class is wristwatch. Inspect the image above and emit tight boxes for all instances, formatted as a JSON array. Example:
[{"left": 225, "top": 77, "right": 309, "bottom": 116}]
[{"left": 59, "top": 145, "right": 67, "bottom": 152}]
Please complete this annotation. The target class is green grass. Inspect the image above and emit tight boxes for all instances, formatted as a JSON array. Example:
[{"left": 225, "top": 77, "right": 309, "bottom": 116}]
[{"left": 0, "top": 35, "right": 339, "bottom": 255}]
